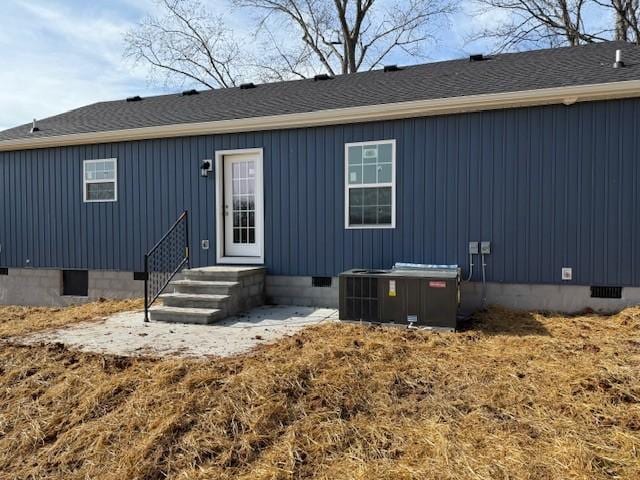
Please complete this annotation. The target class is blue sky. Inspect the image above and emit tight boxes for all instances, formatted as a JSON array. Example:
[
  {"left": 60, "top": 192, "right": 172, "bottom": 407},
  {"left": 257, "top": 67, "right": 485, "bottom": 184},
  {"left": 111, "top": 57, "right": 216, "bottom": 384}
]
[{"left": 0, "top": 0, "right": 565, "bottom": 131}]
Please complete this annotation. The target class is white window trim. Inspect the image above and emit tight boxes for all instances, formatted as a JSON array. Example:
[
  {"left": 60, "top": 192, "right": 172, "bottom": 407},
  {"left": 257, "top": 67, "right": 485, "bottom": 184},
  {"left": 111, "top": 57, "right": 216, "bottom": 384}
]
[
  {"left": 83, "top": 158, "right": 118, "bottom": 203},
  {"left": 344, "top": 139, "right": 396, "bottom": 229}
]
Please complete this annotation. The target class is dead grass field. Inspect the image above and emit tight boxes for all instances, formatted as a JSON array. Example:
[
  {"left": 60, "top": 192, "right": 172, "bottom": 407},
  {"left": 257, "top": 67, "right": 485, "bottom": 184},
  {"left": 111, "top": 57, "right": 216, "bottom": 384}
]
[
  {"left": 0, "top": 298, "right": 142, "bottom": 338},
  {"left": 0, "top": 302, "right": 639, "bottom": 479}
]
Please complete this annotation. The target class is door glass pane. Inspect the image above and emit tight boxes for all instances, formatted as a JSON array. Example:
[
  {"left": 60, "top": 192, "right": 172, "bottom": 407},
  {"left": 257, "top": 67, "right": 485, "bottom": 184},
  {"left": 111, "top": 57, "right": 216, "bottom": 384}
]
[{"left": 230, "top": 159, "right": 257, "bottom": 245}]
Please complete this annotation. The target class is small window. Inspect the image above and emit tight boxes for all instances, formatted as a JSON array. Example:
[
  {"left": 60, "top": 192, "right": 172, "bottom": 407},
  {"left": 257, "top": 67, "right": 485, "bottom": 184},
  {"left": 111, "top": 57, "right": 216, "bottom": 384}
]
[
  {"left": 345, "top": 140, "right": 395, "bottom": 228},
  {"left": 62, "top": 270, "right": 88, "bottom": 296},
  {"left": 84, "top": 158, "right": 117, "bottom": 202}
]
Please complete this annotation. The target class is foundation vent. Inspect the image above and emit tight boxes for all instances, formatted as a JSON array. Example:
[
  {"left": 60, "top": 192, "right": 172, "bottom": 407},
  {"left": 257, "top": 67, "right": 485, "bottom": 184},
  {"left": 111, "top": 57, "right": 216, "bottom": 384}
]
[
  {"left": 133, "top": 271, "right": 148, "bottom": 281},
  {"left": 312, "top": 276, "right": 332, "bottom": 287},
  {"left": 590, "top": 286, "right": 622, "bottom": 299},
  {"left": 0, "top": 267, "right": 8, "bottom": 275},
  {"left": 62, "top": 270, "right": 88, "bottom": 296}
]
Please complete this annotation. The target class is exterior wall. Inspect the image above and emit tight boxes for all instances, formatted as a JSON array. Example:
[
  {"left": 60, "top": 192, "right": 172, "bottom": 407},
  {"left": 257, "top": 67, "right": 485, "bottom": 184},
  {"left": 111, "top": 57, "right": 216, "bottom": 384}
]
[
  {"left": 0, "top": 269, "right": 143, "bottom": 306},
  {"left": 1, "top": 99, "right": 640, "bottom": 293}
]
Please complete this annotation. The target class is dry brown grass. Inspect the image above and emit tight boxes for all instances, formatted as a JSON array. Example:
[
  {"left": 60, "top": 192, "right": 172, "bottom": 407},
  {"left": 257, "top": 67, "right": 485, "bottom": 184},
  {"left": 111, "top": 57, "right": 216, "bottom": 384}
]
[
  {"left": 0, "top": 298, "right": 142, "bottom": 338},
  {"left": 0, "top": 303, "right": 639, "bottom": 479}
]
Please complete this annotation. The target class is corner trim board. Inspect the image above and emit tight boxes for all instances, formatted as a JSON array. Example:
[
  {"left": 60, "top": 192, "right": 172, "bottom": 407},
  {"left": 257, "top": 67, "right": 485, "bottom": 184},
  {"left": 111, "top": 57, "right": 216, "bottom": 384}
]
[{"left": 2, "top": 80, "right": 640, "bottom": 151}]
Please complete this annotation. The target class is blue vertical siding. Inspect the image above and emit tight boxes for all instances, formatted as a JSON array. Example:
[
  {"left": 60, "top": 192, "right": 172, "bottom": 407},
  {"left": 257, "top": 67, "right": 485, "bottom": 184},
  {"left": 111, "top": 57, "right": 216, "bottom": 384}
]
[{"left": 1, "top": 98, "right": 640, "bottom": 286}]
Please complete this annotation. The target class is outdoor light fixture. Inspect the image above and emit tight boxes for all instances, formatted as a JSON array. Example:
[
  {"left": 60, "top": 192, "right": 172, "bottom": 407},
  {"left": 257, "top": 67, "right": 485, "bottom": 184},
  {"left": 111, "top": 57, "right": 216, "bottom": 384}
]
[{"left": 200, "top": 159, "right": 212, "bottom": 177}]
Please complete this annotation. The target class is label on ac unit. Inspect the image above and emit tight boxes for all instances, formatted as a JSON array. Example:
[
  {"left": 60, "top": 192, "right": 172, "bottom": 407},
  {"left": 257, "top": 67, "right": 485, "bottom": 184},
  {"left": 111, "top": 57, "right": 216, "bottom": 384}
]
[
  {"left": 429, "top": 280, "right": 446, "bottom": 288},
  {"left": 388, "top": 280, "right": 396, "bottom": 297}
]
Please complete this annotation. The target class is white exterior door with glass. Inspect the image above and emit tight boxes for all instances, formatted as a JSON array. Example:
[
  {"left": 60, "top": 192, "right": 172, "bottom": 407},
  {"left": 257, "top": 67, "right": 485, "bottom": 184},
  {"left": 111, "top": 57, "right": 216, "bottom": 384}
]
[{"left": 222, "top": 153, "right": 263, "bottom": 258}]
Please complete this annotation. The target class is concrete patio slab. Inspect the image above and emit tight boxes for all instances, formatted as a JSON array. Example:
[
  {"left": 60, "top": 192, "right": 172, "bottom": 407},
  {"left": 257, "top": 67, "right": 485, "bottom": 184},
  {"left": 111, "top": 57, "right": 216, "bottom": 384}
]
[{"left": 20, "top": 305, "right": 338, "bottom": 358}]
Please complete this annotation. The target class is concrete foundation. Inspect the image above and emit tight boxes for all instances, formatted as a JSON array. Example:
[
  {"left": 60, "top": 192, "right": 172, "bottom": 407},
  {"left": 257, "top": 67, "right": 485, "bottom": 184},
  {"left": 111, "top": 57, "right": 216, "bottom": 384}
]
[
  {"left": 0, "top": 268, "right": 143, "bottom": 306},
  {"left": 461, "top": 282, "right": 640, "bottom": 313},
  {"left": 266, "top": 275, "right": 640, "bottom": 314},
  {"left": 2, "top": 269, "right": 640, "bottom": 314},
  {"left": 266, "top": 275, "right": 339, "bottom": 308}
]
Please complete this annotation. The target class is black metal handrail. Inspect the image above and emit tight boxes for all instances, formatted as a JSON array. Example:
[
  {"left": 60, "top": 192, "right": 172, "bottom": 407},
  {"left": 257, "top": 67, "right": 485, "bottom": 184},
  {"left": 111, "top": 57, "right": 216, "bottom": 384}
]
[{"left": 144, "top": 210, "right": 190, "bottom": 321}]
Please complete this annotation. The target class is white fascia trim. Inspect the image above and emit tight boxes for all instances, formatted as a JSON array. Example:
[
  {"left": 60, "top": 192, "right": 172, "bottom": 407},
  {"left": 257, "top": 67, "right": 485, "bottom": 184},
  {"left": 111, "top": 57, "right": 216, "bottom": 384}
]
[{"left": 2, "top": 80, "right": 640, "bottom": 152}]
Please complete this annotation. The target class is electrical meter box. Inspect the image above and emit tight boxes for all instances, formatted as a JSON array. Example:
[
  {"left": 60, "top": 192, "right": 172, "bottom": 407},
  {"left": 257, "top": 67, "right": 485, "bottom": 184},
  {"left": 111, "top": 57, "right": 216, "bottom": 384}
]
[{"left": 339, "top": 265, "right": 460, "bottom": 330}]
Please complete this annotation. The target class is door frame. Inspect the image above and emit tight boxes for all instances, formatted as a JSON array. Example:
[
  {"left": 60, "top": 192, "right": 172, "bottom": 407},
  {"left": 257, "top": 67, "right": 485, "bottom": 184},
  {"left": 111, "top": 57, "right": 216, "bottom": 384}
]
[{"left": 215, "top": 148, "right": 265, "bottom": 265}]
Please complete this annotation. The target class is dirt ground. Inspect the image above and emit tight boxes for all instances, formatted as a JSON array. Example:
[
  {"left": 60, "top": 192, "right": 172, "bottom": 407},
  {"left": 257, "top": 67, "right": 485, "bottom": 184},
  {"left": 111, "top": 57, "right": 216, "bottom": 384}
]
[{"left": 0, "top": 301, "right": 639, "bottom": 479}]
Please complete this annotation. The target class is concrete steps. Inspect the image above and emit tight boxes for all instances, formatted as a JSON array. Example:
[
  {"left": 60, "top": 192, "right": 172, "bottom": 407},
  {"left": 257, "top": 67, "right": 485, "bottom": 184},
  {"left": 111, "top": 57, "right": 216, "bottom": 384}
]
[
  {"left": 149, "top": 266, "right": 265, "bottom": 324},
  {"left": 171, "top": 279, "right": 239, "bottom": 295},
  {"left": 149, "top": 306, "right": 224, "bottom": 324},
  {"left": 159, "top": 292, "right": 230, "bottom": 309}
]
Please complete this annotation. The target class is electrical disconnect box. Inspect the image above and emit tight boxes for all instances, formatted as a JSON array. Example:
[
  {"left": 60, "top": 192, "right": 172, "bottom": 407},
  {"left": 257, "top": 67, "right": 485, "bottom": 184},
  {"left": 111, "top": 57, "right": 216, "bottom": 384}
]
[
  {"left": 481, "top": 241, "right": 491, "bottom": 254},
  {"left": 469, "top": 241, "right": 479, "bottom": 254}
]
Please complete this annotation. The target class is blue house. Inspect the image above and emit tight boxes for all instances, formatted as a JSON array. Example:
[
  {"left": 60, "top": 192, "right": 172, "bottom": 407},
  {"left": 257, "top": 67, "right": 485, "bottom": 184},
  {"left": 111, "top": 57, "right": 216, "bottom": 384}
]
[{"left": 1, "top": 41, "right": 640, "bottom": 316}]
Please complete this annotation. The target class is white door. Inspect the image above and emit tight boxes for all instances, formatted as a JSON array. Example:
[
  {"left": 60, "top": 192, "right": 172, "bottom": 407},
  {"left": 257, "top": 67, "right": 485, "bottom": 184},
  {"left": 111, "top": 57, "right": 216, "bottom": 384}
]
[{"left": 222, "top": 153, "right": 263, "bottom": 258}]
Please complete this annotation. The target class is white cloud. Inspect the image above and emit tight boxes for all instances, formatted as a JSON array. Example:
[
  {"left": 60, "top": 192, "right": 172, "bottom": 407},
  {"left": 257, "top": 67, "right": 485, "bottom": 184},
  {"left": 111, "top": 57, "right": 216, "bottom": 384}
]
[{"left": 0, "top": 0, "right": 168, "bottom": 131}]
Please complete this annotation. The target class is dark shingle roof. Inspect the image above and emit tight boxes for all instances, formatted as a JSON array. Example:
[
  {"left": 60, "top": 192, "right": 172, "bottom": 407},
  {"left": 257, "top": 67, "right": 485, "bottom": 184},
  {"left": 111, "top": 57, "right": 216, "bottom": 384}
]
[{"left": 2, "top": 41, "right": 640, "bottom": 142}]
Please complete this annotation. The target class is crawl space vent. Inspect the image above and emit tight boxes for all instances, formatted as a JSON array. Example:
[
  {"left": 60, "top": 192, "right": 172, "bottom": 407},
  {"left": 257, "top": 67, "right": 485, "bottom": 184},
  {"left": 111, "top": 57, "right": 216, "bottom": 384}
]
[
  {"left": 62, "top": 270, "right": 88, "bottom": 296},
  {"left": 312, "top": 276, "right": 332, "bottom": 287},
  {"left": 590, "top": 286, "right": 622, "bottom": 299},
  {"left": 133, "top": 271, "right": 148, "bottom": 281},
  {"left": 0, "top": 267, "right": 8, "bottom": 275}
]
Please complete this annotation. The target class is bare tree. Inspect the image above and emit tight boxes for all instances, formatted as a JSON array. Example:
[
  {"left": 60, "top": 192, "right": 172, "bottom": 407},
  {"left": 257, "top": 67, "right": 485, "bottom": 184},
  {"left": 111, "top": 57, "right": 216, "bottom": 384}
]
[
  {"left": 125, "top": 0, "right": 455, "bottom": 88},
  {"left": 124, "top": 0, "right": 246, "bottom": 89},
  {"left": 601, "top": 0, "right": 640, "bottom": 41},
  {"left": 471, "top": 0, "right": 608, "bottom": 51},
  {"left": 235, "top": 0, "right": 455, "bottom": 76},
  {"left": 471, "top": 0, "right": 640, "bottom": 51}
]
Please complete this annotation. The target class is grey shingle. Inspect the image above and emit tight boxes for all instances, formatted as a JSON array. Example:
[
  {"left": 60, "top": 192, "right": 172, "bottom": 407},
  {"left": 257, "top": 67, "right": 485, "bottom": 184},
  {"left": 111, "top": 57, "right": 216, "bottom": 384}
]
[{"left": 1, "top": 41, "right": 639, "bottom": 142}]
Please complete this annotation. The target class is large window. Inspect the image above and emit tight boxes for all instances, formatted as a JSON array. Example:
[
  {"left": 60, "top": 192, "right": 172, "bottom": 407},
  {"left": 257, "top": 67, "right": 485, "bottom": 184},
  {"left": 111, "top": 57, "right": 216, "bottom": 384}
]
[
  {"left": 345, "top": 140, "right": 395, "bottom": 228},
  {"left": 83, "top": 158, "right": 117, "bottom": 202}
]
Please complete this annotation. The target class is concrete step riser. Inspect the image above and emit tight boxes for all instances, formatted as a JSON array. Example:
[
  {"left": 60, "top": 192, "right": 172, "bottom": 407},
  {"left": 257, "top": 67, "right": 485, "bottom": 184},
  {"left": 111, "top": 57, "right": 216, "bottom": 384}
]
[
  {"left": 172, "top": 284, "right": 238, "bottom": 295},
  {"left": 183, "top": 271, "right": 254, "bottom": 282},
  {"left": 162, "top": 297, "right": 228, "bottom": 309},
  {"left": 150, "top": 311, "right": 222, "bottom": 324}
]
